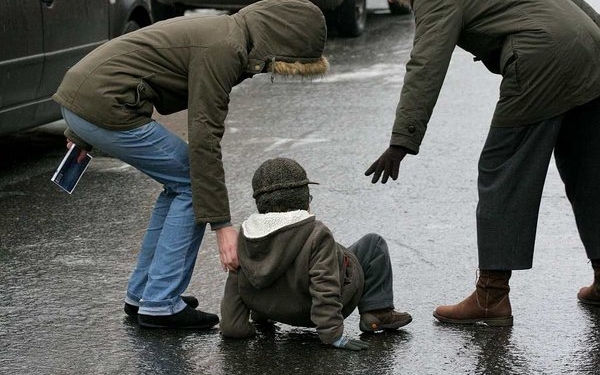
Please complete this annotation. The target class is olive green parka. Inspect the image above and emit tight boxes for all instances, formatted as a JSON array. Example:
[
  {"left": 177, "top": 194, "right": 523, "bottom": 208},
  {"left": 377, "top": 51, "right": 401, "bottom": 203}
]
[
  {"left": 220, "top": 211, "right": 364, "bottom": 344},
  {"left": 53, "top": 0, "right": 328, "bottom": 225},
  {"left": 392, "top": 0, "right": 600, "bottom": 154}
]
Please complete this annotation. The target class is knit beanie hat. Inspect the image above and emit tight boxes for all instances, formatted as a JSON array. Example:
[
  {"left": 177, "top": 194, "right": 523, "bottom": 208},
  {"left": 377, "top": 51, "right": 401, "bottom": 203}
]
[{"left": 252, "top": 158, "right": 318, "bottom": 213}]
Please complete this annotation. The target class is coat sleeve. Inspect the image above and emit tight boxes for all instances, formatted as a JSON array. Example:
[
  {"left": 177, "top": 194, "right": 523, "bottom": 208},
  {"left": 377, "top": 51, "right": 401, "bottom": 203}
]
[
  {"left": 570, "top": 0, "right": 600, "bottom": 28},
  {"left": 220, "top": 270, "right": 257, "bottom": 338},
  {"left": 390, "top": 0, "right": 463, "bottom": 154},
  {"left": 308, "top": 227, "right": 345, "bottom": 345},
  {"left": 187, "top": 44, "right": 244, "bottom": 225}
]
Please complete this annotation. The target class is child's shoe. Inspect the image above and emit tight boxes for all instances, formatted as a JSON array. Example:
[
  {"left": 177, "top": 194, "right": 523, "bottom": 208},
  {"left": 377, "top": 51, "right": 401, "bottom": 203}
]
[{"left": 359, "top": 308, "right": 412, "bottom": 333}]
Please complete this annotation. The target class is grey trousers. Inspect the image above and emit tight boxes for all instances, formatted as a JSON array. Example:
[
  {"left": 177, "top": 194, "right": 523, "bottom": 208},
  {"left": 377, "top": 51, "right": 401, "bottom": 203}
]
[
  {"left": 478, "top": 96, "right": 600, "bottom": 270},
  {"left": 347, "top": 233, "right": 395, "bottom": 313}
]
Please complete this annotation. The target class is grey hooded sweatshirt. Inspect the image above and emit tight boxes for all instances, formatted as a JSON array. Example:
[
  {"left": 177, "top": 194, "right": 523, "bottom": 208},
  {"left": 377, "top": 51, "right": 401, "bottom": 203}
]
[
  {"left": 52, "top": 0, "right": 327, "bottom": 225},
  {"left": 220, "top": 211, "right": 364, "bottom": 344}
]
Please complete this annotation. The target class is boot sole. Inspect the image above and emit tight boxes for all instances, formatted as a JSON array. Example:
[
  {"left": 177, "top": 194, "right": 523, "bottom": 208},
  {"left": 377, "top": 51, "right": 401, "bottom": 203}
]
[
  {"left": 433, "top": 311, "right": 513, "bottom": 327},
  {"left": 578, "top": 297, "right": 600, "bottom": 306}
]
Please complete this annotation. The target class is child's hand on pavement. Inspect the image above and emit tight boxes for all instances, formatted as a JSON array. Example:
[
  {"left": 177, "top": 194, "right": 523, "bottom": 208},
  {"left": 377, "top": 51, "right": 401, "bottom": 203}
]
[{"left": 331, "top": 335, "right": 369, "bottom": 351}]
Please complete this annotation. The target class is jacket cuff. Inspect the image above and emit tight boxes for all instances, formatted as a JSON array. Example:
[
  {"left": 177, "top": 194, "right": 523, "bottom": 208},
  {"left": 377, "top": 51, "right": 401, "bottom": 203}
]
[
  {"left": 390, "top": 133, "right": 420, "bottom": 155},
  {"left": 64, "top": 128, "right": 93, "bottom": 152},
  {"left": 210, "top": 221, "right": 232, "bottom": 231}
]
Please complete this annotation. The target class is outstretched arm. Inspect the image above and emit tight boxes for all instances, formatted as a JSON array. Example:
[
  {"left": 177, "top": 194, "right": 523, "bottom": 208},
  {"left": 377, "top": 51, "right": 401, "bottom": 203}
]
[{"left": 366, "top": 0, "right": 462, "bottom": 183}]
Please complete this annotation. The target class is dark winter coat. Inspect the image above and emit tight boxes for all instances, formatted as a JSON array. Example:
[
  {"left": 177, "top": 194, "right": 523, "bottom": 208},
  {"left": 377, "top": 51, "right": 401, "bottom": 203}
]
[
  {"left": 220, "top": 211, "right": 364, "bottom": 344},
  {"left": 392, "top": 0, "right": 600, "bottom": 154},
  {"left": 52, "top": 0, "right": 327, "bottom": 225}
]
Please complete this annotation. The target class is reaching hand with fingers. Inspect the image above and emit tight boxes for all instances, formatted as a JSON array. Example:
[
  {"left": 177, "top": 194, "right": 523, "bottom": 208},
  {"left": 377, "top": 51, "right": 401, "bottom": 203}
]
[
  {"left": 365, "top": 145, "right": 408, "bottom": 184},
  {"left": 216, "top": 226, "right": 239, "bottom": 271},
  {"left": 331, "top": 335, "right": 370, "bottom": 351}
]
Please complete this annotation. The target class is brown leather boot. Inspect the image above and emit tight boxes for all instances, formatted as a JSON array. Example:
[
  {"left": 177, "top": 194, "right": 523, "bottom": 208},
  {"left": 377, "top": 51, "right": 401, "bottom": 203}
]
[
  {"left": 433, "top": 270, "right": 513, "bottom": 326},
  {"left": 577, "top": 262, "right": 600, "bottom": 305}
]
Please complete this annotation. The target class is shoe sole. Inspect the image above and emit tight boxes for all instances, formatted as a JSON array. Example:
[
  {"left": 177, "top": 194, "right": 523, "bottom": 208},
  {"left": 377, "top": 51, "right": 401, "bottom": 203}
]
[
  {"left": 124, "top": 296, "right": 200, "bottom": 319},
  {"left": 578, "top": 297, "right": 600, "bottom": 305},
  {"left": 432, "top": 311, "right": 513, "bottom": 326},
  {"left": 359, "top": 316, "right": 413, "bottom": 333},
  {"left": 124, "top": 305, "right": 138, "bottom": 319},
  {"left": 138, "top": 321, "right": 218, "bottom": 329}
]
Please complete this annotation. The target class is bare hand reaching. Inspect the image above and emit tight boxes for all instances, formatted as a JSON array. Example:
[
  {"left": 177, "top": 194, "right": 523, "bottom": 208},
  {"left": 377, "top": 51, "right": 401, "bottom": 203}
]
[{"left": 216, "top": 226, "right": 239, "bottom": 272}]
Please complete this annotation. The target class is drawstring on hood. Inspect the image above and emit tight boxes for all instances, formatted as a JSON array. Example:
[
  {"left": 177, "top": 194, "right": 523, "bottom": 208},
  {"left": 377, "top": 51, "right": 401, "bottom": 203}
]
[{"left": 271, "top": 57, "right": 275, "bottom": 83}]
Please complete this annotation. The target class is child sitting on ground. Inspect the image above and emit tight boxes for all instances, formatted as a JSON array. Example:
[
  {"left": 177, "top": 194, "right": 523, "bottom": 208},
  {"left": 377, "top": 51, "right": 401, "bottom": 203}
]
[{"left": 220, "top": 157, "right": 412, "bottom": 350}]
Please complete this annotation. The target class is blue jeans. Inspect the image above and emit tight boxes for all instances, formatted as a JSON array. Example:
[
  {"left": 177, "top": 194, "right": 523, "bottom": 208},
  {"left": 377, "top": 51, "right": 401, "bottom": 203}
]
[{"left": 61, "top": 108, "right": 205, "bottom": 316}]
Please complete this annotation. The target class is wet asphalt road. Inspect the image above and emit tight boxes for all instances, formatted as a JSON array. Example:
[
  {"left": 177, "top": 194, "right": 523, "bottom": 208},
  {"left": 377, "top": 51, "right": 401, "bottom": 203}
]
[{"left": 2, "top": 3, "right": 600, "bottom": 374}]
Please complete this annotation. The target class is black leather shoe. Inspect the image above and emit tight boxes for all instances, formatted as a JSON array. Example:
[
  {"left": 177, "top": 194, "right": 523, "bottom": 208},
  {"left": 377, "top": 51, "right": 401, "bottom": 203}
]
[
  {"left": 138, "top": 306, "right": 220, "bottom": 329},
  {"left": 124, "top": 295, "right": 200, "bottom": 318}
]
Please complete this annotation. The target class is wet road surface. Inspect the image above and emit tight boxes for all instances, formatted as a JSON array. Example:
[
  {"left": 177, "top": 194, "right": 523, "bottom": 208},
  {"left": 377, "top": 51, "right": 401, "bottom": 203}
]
[{"left": 2, "top": 4, "right": 600, "bottom": 374}]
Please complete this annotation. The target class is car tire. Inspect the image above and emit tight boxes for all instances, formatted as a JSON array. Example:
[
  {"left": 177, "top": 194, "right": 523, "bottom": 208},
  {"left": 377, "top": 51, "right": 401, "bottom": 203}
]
[
  {"left": 388, "top": 0, "right": 412, "bottom": 15},
  {"left": 151, "top": 0, "right": 185, "bottom": 21},
  {"left": 122, "top": 20, "right": 141, "bottom": 35},
  {"left": 334, "top": 0, "right": 367, "bottom": 38}
]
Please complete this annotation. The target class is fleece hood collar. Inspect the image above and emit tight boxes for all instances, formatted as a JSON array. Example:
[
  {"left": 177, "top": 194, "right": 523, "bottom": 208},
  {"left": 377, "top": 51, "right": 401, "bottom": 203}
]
[
  {"left": 233, "top": 0, "right": 329, "bottom": 76},
  {"left": 242, "top": 210, "right": 314, "bottom": 238},
  {"left": 239, "top": 211, "right": 316, "bottom": 289}
]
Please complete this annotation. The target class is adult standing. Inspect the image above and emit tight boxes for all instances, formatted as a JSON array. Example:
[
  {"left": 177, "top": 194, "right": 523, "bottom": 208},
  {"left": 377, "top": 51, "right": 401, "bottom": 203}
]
[
  {"left": 365, "top": 0, "right": 600, "bottom": 325},
  {"left": 53, "top": 0, "right": 328, "bottom": 329}
]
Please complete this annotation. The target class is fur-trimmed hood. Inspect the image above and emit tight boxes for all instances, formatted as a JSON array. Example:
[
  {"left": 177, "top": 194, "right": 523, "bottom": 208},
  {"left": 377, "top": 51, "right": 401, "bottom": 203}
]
[{"left": 234, "top": 0, "right": 329, "bottom": 77}]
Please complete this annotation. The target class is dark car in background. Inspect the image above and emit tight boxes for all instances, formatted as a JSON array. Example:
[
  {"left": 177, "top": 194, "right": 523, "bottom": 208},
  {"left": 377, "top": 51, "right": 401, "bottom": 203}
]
[
  {"left": 0, "top": 0, "right": 153, "bottom": 137},
  {"left": 151, "top": 0, "right": 411, "bottom": 38}
]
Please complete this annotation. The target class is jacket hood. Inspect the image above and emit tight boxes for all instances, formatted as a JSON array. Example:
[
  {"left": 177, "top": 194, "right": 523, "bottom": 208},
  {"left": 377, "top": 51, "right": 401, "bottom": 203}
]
[
  {"left": 239, "top": 211, "right": 315, "bottom": 288},
  {"left": 234, "top": 0, "right": 328, "bottom": 76}
]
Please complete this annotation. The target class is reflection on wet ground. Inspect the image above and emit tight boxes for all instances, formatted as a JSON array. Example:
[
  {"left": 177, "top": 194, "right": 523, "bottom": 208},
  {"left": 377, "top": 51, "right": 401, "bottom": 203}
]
[{"left": 2, "top": 9, "right": 600, "bottom": 375}]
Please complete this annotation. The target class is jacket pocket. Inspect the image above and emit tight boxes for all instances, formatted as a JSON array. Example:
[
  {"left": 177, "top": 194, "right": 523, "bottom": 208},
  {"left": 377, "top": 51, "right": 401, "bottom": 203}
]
[
  {"left": 121, "top": 77, "right": 157, "bottom": 108},
  {"left": 499, "top": 40, "right": 522, "bottom": 98}
]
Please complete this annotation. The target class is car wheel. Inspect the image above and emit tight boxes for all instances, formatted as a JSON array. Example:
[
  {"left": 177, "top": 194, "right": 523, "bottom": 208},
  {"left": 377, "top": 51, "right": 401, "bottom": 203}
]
[
  {"left": 388, "top": 0, "right": 412, "bottom": 15},
  {"left": 122, "top": 20, "right": 141, "bottom": 35},
  {"left": 151, "top": 0, "right": 185, "bottom": 21},
  {"left": 334, "top": 0, "right": 367, "bottom": 38}
]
